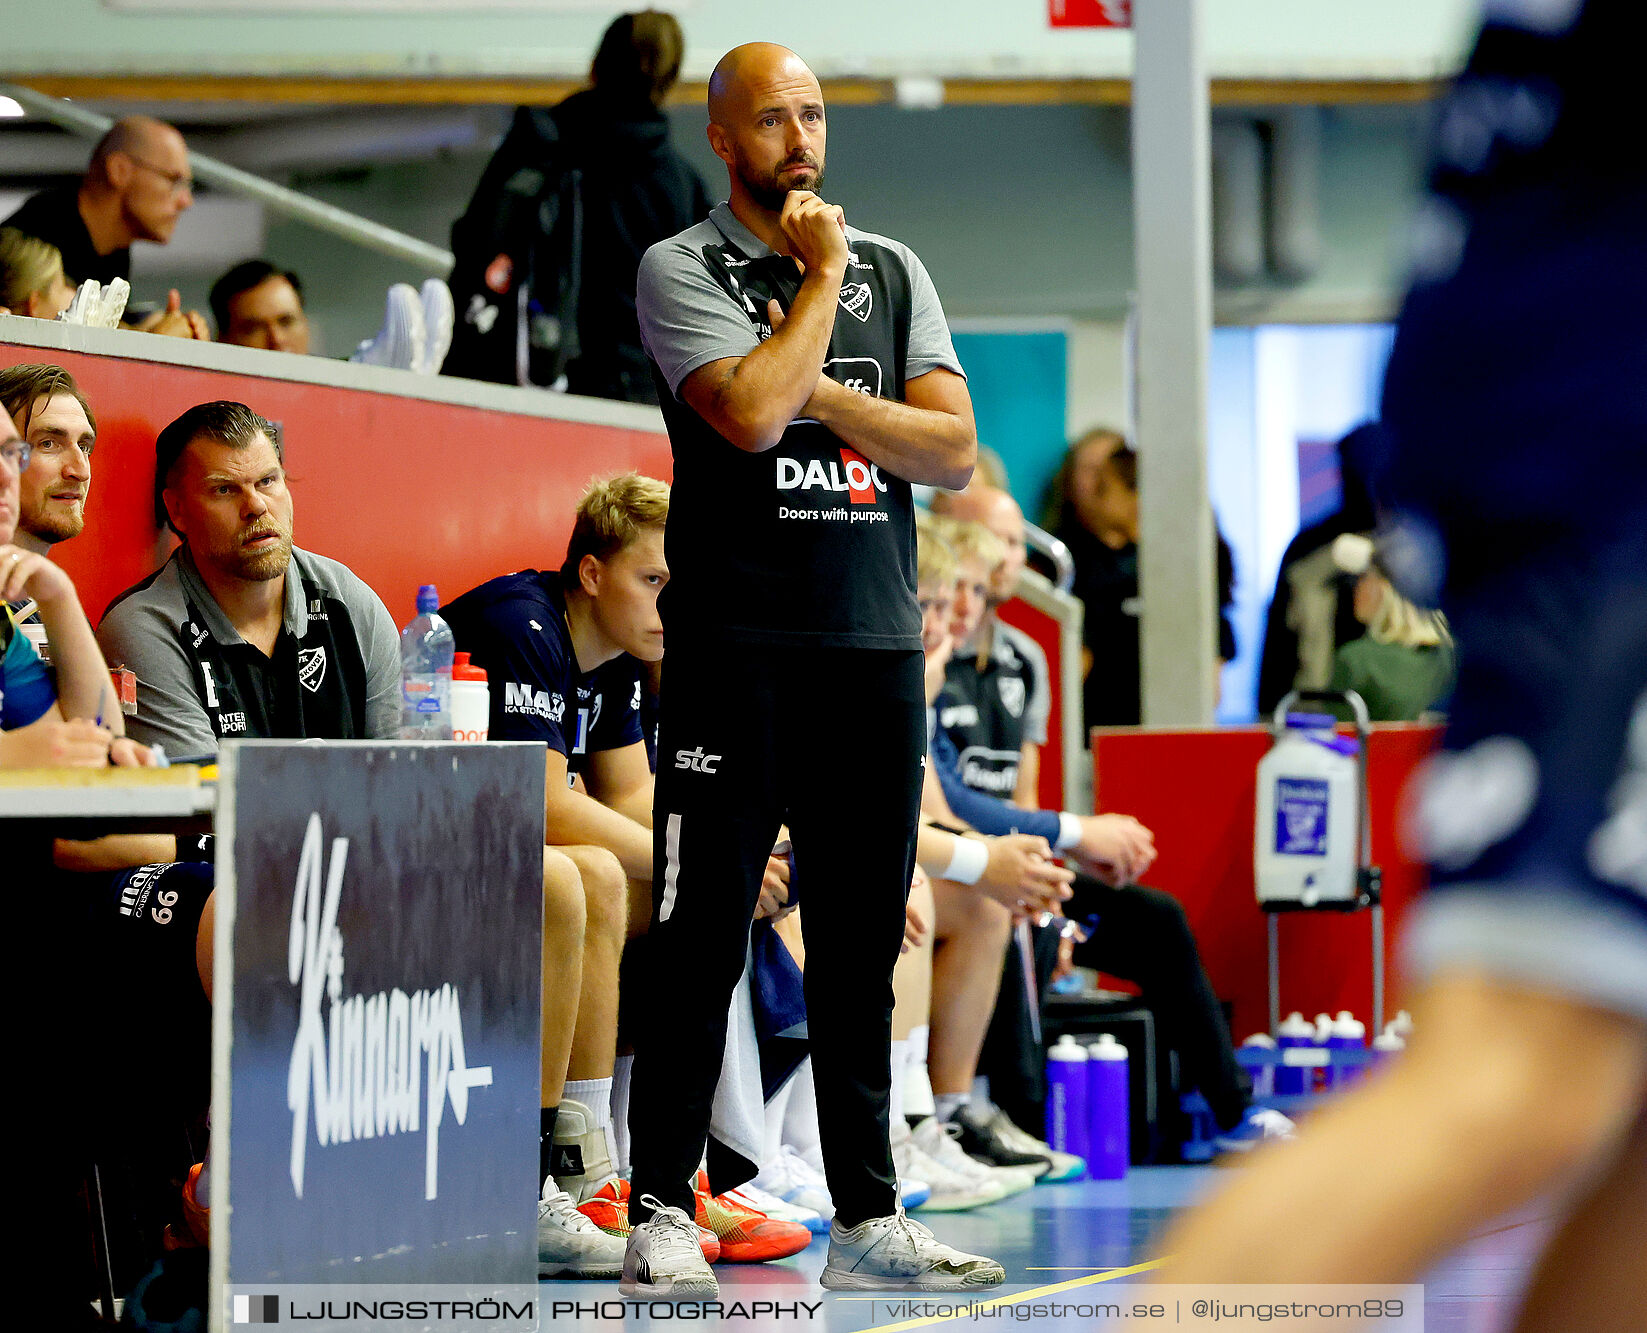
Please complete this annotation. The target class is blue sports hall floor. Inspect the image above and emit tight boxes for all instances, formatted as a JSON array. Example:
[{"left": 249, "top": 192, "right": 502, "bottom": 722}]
[{"left": 543, "top": 1166, "right": 1545, "bottom": 1332}]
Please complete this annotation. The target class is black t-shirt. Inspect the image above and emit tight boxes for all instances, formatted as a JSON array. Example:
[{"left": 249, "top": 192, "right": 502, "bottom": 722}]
[
  {"left": 441, "top": 571, "right": 643, "bottom": 779},
  {"left": 3, "top": 186, "right": 129, "bottom": 287},
  {"left": 1067, "top": 531, "right": 1142, "bottom": 727},
  {"left": 637, "top": 204, "right": 964, "bottom": 650},
  {"left": 936, "top": 634, "right": 1045, "bottom": 798},
  {"left": 1065, "top": 526, "right": 1238, "bottom": 727}
]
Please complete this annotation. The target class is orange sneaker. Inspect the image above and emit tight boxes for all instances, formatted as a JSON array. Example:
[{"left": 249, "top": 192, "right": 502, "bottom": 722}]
[
  {"left": 578, "top": 1177, "right": 720, "bottom": 1263},
  {"left": 162, "top": 1162, "right": 210, "bottom": 1251},
  {"left": 693, "top": 1170, "right": 814, "bottom": 1263}
]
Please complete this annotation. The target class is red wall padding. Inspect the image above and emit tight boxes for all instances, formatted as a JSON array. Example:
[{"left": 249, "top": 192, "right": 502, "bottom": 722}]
[
  {"left": 0, "top": 343, "right": 673, "bottom": 626},
  {"left": 1091, "top": 723, "right": 1441, "bottom": 1041}
]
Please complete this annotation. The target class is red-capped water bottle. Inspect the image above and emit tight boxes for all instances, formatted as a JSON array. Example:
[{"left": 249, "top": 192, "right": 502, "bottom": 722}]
[{"left": 451, "top": 652, "right": 490, "bottom": 742}]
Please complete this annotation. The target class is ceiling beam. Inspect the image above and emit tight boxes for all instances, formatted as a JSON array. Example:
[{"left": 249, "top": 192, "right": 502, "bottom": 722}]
[{"left": 11, "top": 74, "right": 1442, "bottom": 108}]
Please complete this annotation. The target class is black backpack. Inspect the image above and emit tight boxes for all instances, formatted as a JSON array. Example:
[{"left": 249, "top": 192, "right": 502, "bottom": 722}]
[{"left": 443, "top": 107, "right": 584, "bottom": 389}]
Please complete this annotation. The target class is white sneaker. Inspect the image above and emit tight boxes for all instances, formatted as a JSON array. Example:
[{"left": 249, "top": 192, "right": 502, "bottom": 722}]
[
  {"left": 753, "top": 1144, "right": 835, "bottom": 1224},
  {"left": 724, "top": 1181, "right": 826, "bottom": 1235},
  {"left": 911, "top": 1116, "right": 1037, "bottom": 1200},
  {"left": 892, "top": 1119, "right": 1005, "bottom": 1212},
  {"left": 550, "top": 1098, "right": 617, "bottom": 1203},
  {"left": 538, "top": 1187, "right": 625, "bottom": 1279},
  {"left": 983, "top": 1105, "right": 1087, "bottom": 1182},
  {"left": 821, "top": 1210, "right": 1005, "bottom": 1291},
  {"left": 620, "top": 1195, "right": 719, "bottom": 1298},
  {"left": 417, "top": 278, "right": 454, "bottom": 374},
  {"left": 352, "top": 283, "right": 426, "bottom": 370},
  {"left": 1213, "top": 1107, "right": 1298, "bottom": 1154}
]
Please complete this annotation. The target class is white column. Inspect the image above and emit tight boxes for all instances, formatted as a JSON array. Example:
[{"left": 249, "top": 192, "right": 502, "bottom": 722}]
[{"left": 1131, "top": 0, "right": 1216, "bottom": 726}]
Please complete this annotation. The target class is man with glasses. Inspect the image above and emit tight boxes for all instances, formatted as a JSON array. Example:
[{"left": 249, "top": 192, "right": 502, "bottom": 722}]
[{"left": 4, "top": 115, "right": 208, "bottom": 338}]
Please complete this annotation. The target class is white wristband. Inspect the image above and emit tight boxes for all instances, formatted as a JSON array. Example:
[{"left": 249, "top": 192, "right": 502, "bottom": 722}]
[
  {"left": 1055, "top": 812, "right": 1084, "bottom": 851},
  {"left": 939, "top": 836, "right": 990, "bottom": 886}
]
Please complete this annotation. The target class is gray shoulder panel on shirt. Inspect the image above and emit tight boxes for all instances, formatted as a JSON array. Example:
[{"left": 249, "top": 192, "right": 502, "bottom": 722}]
[{"left": 288, "top": 548, "right": 403, "bottom": 740}]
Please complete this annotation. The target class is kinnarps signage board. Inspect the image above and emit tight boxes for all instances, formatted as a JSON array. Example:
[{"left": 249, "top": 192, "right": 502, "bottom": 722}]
[{"left": 209, "top": 741, "right": 545, "bottom": 1314}]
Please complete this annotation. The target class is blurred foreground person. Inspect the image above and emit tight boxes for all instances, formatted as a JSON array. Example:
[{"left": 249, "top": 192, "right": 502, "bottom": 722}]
[{"left": 1149, "top": 5, "right": 1647, "bottom": 1329}]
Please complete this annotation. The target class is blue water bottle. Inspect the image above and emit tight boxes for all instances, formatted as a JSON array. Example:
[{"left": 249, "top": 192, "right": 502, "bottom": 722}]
[
  {"left": 399, "top": 584, "right": 454, "bottom": 739},
  {"left": 1086, "top": 1034, "right": 1130, "bottom": 1180},
  {"left": 1045, "top": 1035, "right": 1090, "bottom": 1166},
  {"left": 1241, "top": 1033, "right": 1277, "bottom": 1098},
  {"left": 1275, "top": 1011, "right": 1314, "bottom": 1095},
  {"left": 1326, "top": 1011, "right": 1366, "bottom": 1089}
]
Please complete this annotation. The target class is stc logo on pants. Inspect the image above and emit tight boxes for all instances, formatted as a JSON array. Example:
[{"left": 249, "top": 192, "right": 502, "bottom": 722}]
[{"left": 775, "top": 448, "right": 887, "bottom": 504}]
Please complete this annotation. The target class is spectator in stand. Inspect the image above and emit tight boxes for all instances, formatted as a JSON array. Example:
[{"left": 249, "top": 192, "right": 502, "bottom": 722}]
[
  {"left": 1327, "top": 533, "right": 1455, "bottom": 722},
  {"left": 0, "top": 229, "right": 77, "bottom": 320},
  {"left": 0, "top": 364, "right": 96, "bottom": 559},
  {"left": 3, "top": 115, "right": 208, "bottom": 339},
  {"left": 1049, "top": 434, "right": 1235, "bottom": 728},
  {"left": 1255, "top": 421, "right": 1385, "bottom": 715},
  {"left": 210, "top": 259, "right": 312, "bottom": 354},
  {"left": 445, "top": 9, "right": 712, "bottom": 402}
]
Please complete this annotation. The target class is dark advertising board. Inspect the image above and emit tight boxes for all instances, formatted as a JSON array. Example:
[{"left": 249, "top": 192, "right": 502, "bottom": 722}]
[{"left": 208, "top": 741, "right": 545, "bottom": 1325}]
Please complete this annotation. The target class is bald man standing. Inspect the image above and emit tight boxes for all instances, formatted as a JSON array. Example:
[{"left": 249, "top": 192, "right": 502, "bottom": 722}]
[
  {"left": 624, "top": 43, "right": 1002, "bottom": 1296},
  {"left": 5, "top": 116, "right": 207, "bottom": 338}
]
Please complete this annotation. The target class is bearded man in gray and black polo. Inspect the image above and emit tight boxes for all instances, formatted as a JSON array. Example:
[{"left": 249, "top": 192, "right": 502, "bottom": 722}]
[
  {"left": 99, "top": 401, "right": 400, "bottom": 756},
  {"left": 621, "top": 42, "right": 1003, "bottom": 1297}
]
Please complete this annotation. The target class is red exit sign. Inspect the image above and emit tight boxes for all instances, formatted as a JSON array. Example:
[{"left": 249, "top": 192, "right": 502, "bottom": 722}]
[{"left": 1050, "top": 0, "right": 1131, "bottom": 27}]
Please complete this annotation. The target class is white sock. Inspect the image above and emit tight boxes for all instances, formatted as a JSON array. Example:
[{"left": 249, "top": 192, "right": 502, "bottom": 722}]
[
  {"left": 610, "top": 1056, "right": 633, "bottom": 1174},
  {"left": 904, "top": 1025, "right": 935, "bottom": 1120},
  {"left": 972, "top": 1075, "right": 992, "bottom": 1109},
  {"left": 564, "top": 1076, "right": 617, "bottom": 1177},
  {"left": 889, "top": 1040, "right": 910, "bottom": 1127},
  {"left": 934, "top": 1091, "right": 969, "bottom": 1123},
  {"left": 783, "top": 1057, "right": 824, "bottom": 1172},
  {"left": 564, "top": 1077, "right": 613, "bottom": 1127}
]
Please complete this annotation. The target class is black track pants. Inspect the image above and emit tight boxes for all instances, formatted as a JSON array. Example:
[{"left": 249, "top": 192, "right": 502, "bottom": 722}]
[{"left": 628, "top": 642, "right": 926, "bottom": 1228}]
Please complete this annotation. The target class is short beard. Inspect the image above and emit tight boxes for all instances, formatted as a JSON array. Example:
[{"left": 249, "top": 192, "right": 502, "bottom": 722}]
[
  {"left": 739, "top": 160, "right": 824, "bottom": 213},
  {"left": 22, "top": 509, "right": 82, "bottom": 545},
  {"left": 231, "top": 535, "right": 292, "bottom": 583}
]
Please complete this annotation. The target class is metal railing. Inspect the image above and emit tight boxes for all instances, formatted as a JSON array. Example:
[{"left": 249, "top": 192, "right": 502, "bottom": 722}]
[
  {"left": 1, "top": 82, "right": 454, "bottom": 277},
  {"left": 1024, "top": 519, "right": 1075, "bottom": 593}
]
